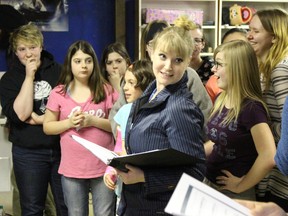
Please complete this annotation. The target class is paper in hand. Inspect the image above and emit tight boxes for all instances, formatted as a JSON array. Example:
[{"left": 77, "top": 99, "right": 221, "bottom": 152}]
[
  {"left": 70, "top": 134, "right": 118, "bottom": 165},
  {"left": 71, "top": 135, "right": 204, "bottom": 173},
  {"left": 165, "top": 173, "right": 251, "bottom": 216}
]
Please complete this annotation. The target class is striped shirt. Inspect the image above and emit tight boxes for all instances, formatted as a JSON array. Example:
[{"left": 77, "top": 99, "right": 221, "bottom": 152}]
[{"left": 257, "top": 58, "right": 288, "bottom": 200}]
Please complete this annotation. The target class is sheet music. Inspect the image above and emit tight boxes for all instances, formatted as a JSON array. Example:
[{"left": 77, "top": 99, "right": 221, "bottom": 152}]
[
  {"left": 70, "top": 135, "right": 117, "bottom": 164},
  {"left": 165, "top": 173, "right": 251, "bottom": 216}
]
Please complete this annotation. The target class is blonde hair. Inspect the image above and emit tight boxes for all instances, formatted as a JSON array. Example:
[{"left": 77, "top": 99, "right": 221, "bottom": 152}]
[
  {"left": 10, "top": 23, "right": 43, "bottom": 52},
  {"left": 174, "top": 15, "right": 203, "bottom": 50},
  {"left": 174, "top": 15, "right": 198, "bottom": 30},
  {"left": 151, "top": 25, "right": 194, "bottom": 61},
  {"left": 255, "top": 9, "right": 288, "bottom": 88},
  {"left": 211, "top": 40, "right": 268, "bottom": 125}
]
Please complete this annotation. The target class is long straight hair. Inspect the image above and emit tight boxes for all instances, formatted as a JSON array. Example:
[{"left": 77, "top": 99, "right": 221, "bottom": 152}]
[
  {"left": 210, "top": 40, "right": 268, "bottom": 125},
  {"left": 255, "top": 9, "right": 288, "bottom": 89},
  {"left": 58, "top": 40, "right": 111, "bottom": 103}
]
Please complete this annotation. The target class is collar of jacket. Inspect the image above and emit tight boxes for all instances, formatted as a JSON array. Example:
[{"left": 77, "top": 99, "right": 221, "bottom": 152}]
[
  {"left": 142, "top": 70, "right": 188, "bottom": 106},
  {"left": 131, "top": 70, "right": 189, "bottom": 119},
  {"left": 125, "top": 70, "right": 189, "bottom": 153}
]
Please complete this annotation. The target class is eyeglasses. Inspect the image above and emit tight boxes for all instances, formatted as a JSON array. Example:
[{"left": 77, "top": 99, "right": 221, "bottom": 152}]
[
  {"left": 214, "top": 61, "right": 226, "bottom": 69},
  {"left": 194, "top": 38, "right": 204, "bottom": 44}
]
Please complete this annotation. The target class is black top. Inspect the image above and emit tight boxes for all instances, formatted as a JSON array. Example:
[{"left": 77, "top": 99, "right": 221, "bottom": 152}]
[{"left": 0, "top": 50, "right": 62, "bottom": 149}]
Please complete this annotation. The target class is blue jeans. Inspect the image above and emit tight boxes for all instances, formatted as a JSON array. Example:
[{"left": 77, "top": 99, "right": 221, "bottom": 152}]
[
  {"left": 13, "top": 145, "right": 68, "bottom": 216},
  {"left": 61, "top": 176, "right": 116, "bottom": 216}
]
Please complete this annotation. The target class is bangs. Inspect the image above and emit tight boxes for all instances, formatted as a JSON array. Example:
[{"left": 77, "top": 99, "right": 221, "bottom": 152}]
[
  {"left": 17, "top": 38, "right": 41, "bottom": 47},
  {"left": 155, "top": 32, "right": 188, "bottom": 58}
]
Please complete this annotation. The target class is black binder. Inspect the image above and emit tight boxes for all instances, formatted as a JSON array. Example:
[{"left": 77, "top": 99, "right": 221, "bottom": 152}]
[
  {"left": 71, "top": 134, "right": 205, "bottom": 172},
  {"left": 109, "top": 148, "right": 205, "bottom": 172}
]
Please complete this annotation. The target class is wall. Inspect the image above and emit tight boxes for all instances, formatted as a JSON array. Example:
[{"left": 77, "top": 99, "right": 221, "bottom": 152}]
[
  {"left": 44, "top": 0, "right": 116, "bottom": 64},
  {"left": 0, "top": 0, "right": 137, "bottom": 71}
]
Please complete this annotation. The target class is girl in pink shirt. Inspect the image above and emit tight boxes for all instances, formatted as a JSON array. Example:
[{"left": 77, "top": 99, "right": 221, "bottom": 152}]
[{"left": 43, "top": 40, "right": 118, "bottom": 216}]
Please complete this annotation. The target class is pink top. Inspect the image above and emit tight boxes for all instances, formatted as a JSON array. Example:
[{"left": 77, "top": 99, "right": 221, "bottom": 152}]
[
  {"left": 105, "top": 127, "right": 123, "bottom": 175},
  {"left": 205, "top": 75, "right": 222, "bottom": 104},
  {"left": 46, "top": 85, "right": 119, "bottom": 178}
]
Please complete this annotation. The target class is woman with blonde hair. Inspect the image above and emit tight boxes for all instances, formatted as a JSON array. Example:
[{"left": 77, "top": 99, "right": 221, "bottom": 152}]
[
  {"left": 174, "top": 15, "right": 214, "bottom": 85},
  {"left": 247, "top": 8, "right": 288, "bottom": 210},
  {"left": 204, "top": 40, "right": 276, "bottom": 200},
  {"left": 173, "top": 15, "right": 213, "bottom": 127},
  {"left": 205, "top": 27, "right": 248, "bottom": 104},
  {"left": 110, "top": 18, "right": 213, "bottom": 141},
  {"left": 115, "top": 24, "right": 206, "bottom": 215}
]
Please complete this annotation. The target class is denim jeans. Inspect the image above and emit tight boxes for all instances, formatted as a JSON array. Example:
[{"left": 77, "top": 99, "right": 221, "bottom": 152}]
[
  {"left": 61, "top": 176, "right": 116, "bottom": 216},
  {"left": 12, "top": 145, "right": 68, "bottom": 216}
]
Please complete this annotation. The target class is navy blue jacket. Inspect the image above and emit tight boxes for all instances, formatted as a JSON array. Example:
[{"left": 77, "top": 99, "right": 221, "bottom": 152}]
[{"left": 118, "top": 72, "right": 206, "bottom": 216}]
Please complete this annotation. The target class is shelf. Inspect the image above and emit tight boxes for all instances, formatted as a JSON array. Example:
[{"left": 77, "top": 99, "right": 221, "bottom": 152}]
[
  {"left": 138, "top": 0, "right": 284, "bottom": 57},
  {"left": 138, "top": 0, "right": 218, "bottom": 58},
  {"left": 221, "top": 25, "right": 249, "bottom": 29},
  {"left": 218, "top": 0, "right": 288, "bottom": 44},
  {"left": 202, "top": 26, "right": 216, "bottom": 29}
]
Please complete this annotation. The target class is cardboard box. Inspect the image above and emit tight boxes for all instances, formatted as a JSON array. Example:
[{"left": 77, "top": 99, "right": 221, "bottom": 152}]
[{"left": 143, "top": 8, "right": 204, "bottom": 25}]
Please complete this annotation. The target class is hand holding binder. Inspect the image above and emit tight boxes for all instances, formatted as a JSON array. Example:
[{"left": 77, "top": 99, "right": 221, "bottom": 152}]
[{"left": 71, "top": 135, "right": 205, "bottom": 172}]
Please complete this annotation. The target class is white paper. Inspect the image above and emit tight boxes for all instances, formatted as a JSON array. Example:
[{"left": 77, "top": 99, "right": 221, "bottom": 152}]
[
  {"left": 165, "top": 173, "right": 251, "bottom": 216},
  {"left": 70, "top": 135, "right": 117, "bottom": 164}
]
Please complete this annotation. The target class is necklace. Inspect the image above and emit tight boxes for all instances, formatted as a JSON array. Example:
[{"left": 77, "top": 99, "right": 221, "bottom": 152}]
[{"left": 149, "top": 88, "right": 157, "bottom": 102}]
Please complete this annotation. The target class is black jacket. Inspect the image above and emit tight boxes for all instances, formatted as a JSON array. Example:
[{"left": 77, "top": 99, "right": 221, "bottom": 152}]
[{"left": 0, "top": 50, "right": 61, "bottom": 149}]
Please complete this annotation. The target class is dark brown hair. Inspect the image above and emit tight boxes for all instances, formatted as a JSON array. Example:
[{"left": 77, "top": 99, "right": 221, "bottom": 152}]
[
  {"left": 126, "top": 59, "right": 155, "bottom": 91},
  {"left": 100, "top": 42, "right": 131, "bottom": 81},
  {"left": 58, "top": 40, "right": 111, "bottom": 103}
]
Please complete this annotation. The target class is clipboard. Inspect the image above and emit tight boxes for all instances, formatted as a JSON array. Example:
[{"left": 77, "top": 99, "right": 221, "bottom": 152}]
[{"left": 71, "top": 135, "right": 205, "bottom": 172}]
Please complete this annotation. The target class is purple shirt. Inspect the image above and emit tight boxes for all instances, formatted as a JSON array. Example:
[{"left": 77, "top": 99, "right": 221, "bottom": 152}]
[{"left": 206, "top": 99, "right": 268, "bottom": 184}]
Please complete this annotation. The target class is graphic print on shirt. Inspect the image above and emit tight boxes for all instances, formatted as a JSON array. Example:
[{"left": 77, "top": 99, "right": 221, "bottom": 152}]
[
  {"left": 68, "top": 105, "right": 106, "bottom": 131},
  {"left": 209, "top": 111, "right": 238, "bottom": 160},
  {"left": 34, "top": 80, "right": 52, "bottom": 113}
]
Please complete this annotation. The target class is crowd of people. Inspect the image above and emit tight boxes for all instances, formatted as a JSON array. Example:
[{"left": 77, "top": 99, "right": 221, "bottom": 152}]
[{"left": 0, "top": 5, "right": 288, "bottom": 216}]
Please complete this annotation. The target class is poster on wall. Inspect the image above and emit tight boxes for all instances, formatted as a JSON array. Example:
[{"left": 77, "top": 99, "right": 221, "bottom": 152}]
[{"left": 0, "top": 0, "right": 68, "bottom": 31}]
